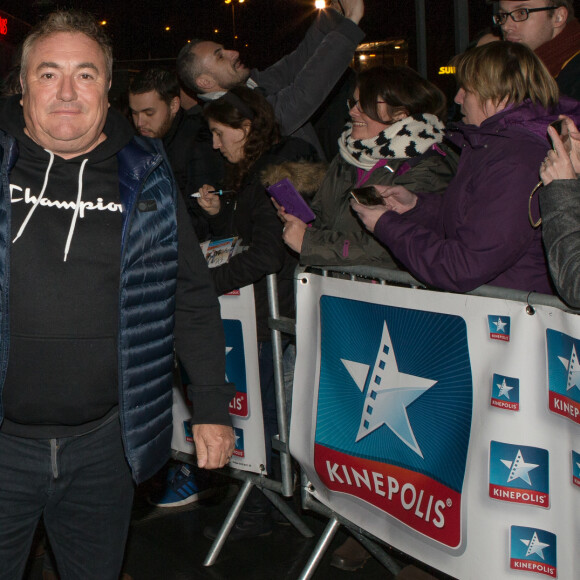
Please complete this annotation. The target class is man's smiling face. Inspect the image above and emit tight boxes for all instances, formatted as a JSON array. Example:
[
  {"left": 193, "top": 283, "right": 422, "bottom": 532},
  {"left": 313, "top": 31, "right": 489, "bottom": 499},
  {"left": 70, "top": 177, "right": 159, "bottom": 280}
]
[{"left": 21, "top": 31, "right": 110, "bottom": 158}]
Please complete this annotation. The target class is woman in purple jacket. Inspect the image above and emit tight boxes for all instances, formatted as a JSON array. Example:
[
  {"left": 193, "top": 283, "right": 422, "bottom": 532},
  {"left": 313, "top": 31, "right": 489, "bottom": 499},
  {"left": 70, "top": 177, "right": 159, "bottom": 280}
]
[{"left": 352, "top": 41, "right": 580, "bottom": 294}]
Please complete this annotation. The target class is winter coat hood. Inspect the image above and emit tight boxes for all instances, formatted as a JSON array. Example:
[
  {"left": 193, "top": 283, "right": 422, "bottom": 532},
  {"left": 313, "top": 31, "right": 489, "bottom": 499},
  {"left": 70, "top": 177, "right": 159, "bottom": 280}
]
[
  {"left": 448, "top": 96, "right": 580, "bottom": 148},
  {"left": 260, "top": 160, "right": 327, "bottom": 202}
]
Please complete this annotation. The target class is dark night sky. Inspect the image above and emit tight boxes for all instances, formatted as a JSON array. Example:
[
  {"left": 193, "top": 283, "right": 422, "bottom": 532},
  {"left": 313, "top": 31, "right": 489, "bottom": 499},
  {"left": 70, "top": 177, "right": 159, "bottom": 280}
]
[
  {"left": 2, "top": 1, "right": 493, "bottom": 66},
  {"left": 2, "top": 1, "right": 579, "bottom": 81}
]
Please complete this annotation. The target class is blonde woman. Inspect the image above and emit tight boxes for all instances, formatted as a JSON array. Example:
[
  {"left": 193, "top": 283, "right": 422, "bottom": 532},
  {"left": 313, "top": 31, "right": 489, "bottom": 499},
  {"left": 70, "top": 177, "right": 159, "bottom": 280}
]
[{"left": 353, "top": 41, "right": 580, "bottom": 294}]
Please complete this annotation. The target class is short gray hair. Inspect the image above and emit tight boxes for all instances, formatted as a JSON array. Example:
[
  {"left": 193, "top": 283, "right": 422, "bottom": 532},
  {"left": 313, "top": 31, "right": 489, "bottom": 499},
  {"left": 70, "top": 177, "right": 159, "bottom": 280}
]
[{"left": 20, "top": 10, "right": 113, "bottom": 91}]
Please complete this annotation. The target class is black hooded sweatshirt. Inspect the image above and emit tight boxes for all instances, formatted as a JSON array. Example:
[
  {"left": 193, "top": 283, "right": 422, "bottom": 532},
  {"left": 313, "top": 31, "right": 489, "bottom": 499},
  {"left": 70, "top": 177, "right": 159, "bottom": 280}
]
[{"left": 0, "top": 95, "right": 134, "bottom": 438}]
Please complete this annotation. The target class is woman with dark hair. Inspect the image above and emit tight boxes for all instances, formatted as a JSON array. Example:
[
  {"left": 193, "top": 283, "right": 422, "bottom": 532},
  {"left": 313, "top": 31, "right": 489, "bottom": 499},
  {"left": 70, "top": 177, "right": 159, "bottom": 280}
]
[
  {"left": 196, "top": 86, "right": 315, "bottom": 320},
  {"left": 352, "top": 41, "right": 580, "bottom": 294},
  {"left": 277, "top": 65, "right": 458, "bottom": 268},
  {"left": 194, "top": 85, "right": 316, "bottom": 539}
]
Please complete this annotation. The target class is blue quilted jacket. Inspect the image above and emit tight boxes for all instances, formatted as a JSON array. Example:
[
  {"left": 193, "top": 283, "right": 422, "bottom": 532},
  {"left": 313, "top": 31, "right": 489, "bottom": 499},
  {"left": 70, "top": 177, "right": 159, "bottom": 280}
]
[{"left": 0, "top": 129, "right": 232, "bottom": 484}]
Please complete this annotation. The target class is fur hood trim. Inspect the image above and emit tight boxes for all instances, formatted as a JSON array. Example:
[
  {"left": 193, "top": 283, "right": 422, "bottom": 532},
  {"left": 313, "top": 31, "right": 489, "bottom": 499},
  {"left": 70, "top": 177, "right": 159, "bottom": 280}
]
[{"left": 260, "top": 160, "right": 327, "bottom": 198}]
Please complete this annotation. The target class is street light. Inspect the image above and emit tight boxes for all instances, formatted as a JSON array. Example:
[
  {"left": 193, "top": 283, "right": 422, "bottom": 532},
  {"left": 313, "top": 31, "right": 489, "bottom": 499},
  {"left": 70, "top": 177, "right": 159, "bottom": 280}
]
[{"left": 225, "top": 0, "right": 245, "bottom": 45}]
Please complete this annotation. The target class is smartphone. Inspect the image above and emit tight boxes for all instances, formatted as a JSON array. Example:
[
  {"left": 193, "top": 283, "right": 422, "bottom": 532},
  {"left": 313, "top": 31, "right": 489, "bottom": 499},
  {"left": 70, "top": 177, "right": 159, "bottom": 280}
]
[
  {"left": 549, "top": 119, "right": 571, "bottom": 153},
  {"left": 350, "top": 186, "right": 384, "bottom": 206},
  {"left": 267, "top": 178, "right": 316, "bottom": 223}
]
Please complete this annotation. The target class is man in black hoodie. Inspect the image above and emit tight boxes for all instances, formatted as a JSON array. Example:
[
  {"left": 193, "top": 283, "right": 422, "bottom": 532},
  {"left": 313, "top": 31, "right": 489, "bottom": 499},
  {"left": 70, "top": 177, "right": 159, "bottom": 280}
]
[{"left": 0, "top": 10, "right": 235, "bottom": 580}]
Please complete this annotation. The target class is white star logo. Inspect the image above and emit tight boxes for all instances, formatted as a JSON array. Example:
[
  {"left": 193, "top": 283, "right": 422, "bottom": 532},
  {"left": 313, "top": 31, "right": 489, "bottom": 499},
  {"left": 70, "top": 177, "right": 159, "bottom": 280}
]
[
  {"left": 342, "top": 321, "right": 437, "bottom": 458},
  {"left": 520, "top": 531, "right": 550, "bottom": 559},
  {"left": 558, "top": 343, "right": 580, "bottom": 391},
  {"left": 497, "top": 378, "right": 513, "bottom": 399},
  {"left": 501, "top": 449, "right": 539, "bottom": 485},
  {"left": 494, "top": 318, "right": 507, "bottom": 332}
]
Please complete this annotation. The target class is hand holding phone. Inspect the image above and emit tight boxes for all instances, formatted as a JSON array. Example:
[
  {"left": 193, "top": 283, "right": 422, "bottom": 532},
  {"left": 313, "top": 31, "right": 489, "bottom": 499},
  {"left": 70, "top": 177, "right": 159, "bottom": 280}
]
[
  {"left": 542, "top": 118, "right": 579, "bottom": 185},
  {"left": 549, "top": 119, "right": 571, "bottom": 154},
  {"left": 267, "top": 178, "right": 316, "bottom": 224},
  {"left": 350, "top": 186, "right": 385, "bottom": 206}
]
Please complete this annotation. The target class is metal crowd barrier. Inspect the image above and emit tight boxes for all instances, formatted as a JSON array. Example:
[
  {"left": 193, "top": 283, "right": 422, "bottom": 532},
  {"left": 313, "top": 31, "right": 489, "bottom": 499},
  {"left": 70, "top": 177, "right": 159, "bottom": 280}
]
[
  {"left": 197, "top": 273, "right": 315, "bottom": 567},
  {"left": 178, "top": 263, "right": 575, "bottom": 576}
]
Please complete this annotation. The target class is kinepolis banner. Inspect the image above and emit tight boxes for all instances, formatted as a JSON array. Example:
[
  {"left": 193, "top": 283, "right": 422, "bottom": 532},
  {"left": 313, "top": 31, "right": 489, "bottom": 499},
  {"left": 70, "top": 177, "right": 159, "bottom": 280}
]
[
  {"left": 172, "top": 285, "right": 267, "bottom": 474},
  {"left": 290, "top": 273, "right": 579, "bottom": 579}
]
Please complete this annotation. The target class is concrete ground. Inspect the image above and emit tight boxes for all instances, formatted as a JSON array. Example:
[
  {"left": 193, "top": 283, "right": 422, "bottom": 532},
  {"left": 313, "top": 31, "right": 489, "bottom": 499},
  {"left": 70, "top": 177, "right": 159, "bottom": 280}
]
[{"left": 25, "top": 479, "right": 454, "bottom": 580}]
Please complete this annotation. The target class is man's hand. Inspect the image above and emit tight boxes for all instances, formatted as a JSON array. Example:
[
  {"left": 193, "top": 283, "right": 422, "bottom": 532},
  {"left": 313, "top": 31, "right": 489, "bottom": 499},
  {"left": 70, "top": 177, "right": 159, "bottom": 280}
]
[
  {"left": 193, "top": 424, "right": 236, "bottom": 469},
  {"left": 329, "top": 0, "right": 344, "bottom": 15},
  {"left": 337, "top": 0, "right": 364, "bottom": 24}
]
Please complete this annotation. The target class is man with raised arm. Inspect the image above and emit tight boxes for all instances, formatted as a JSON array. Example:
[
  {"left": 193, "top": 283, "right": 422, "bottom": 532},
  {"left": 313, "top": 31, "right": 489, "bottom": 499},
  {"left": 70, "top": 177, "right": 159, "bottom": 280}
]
[{"left": 177, "top": 0, "right": 365, "bottom": 161}]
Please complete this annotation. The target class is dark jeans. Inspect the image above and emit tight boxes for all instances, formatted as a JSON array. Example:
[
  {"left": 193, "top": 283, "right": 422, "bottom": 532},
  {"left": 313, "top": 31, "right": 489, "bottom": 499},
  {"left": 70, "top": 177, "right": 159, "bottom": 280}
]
[{"left": 0, "top": 416, "right": 134, "bottom": 580}]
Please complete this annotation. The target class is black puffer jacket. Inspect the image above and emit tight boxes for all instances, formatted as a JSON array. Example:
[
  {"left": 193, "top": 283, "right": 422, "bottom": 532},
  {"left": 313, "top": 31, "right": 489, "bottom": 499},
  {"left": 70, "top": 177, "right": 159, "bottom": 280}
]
[{"left": 196, "top": 137, "right": 318, "bottom": 340}]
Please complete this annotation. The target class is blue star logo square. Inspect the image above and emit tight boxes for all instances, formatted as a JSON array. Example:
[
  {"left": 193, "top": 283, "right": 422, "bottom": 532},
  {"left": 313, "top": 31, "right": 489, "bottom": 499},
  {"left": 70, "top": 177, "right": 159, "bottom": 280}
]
[{"left": 314, "top": 296, "right": 472, "bottom": 548}]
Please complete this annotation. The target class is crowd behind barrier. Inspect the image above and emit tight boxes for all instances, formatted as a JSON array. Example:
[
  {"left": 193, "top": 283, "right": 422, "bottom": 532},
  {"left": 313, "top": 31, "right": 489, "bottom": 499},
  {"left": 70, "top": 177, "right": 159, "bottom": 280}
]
[{"left": 174, "top": 33, "right": 580, "bottom": 580}]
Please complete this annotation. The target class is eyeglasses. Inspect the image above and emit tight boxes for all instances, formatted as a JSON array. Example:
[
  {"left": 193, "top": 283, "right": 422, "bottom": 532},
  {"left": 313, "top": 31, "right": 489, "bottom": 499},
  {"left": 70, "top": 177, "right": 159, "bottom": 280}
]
[
  {"left": 347, "top": 98, "right": 386, "bottom": 111},
  {"left": 492, "top": 6, "right": 555, "bottom": 26}
]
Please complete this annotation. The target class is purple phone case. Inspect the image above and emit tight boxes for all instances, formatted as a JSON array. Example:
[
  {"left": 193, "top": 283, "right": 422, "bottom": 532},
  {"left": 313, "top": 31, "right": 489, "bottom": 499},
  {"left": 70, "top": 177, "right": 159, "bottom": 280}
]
[{"left": 267, "top": 178, "right": 316, "bottom": 224}]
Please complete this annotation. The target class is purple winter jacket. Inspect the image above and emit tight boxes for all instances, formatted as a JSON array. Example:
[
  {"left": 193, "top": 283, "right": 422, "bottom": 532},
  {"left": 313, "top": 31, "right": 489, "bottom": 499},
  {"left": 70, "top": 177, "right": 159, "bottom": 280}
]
[{"left": 372, "top": 97, "right": 580, "bottom": 294}]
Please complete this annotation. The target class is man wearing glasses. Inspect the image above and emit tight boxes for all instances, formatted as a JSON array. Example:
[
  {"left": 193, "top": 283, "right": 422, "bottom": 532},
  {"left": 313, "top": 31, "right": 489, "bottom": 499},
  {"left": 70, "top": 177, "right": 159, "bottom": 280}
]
[{"left": 493, "top": 1, "right": 580, "bottom": 100}]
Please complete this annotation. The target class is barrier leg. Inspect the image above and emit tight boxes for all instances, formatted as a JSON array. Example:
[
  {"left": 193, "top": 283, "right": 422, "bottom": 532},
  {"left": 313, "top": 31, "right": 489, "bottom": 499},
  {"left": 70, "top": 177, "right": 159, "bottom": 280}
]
[
  {"left": 301, "top": 479, "right": 403, "bottom": 576},
  {"left": 350, "top": 528, "right": 403, "bottom": 575},
  {"left": 266, "top": 273, "right": 294, "bottom": 498},
  {"left": 297, "top": 517, "right": 341, "bottom": 580},
  {"left": 262, "top": 487, "right": 314, "bottom": 538},
  {"left": 203, "top": 480, "right": 254, "bottom": 567}
]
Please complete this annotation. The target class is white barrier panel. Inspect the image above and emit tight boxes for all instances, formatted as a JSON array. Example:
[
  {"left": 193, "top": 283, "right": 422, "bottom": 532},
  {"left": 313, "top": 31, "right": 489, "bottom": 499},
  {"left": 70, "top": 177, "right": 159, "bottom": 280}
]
[
  {"left": 172, "top": 284, "right": 267, "bottom": 474},
  {"left": 290, "top": 273, "right": 579, "bottom": 579}
]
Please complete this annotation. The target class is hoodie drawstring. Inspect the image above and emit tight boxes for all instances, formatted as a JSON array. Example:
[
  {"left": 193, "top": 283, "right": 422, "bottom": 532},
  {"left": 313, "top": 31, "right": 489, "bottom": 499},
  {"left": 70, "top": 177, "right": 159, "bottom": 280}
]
[
  {"left": 12, "top": 149, "right": 55, "bottom": 245},
  {"left": 12, "top": 152, "right": 89, "bottom": 262},
  {"left": 64, "top": 158, "right": 88, "bottom": 262}
]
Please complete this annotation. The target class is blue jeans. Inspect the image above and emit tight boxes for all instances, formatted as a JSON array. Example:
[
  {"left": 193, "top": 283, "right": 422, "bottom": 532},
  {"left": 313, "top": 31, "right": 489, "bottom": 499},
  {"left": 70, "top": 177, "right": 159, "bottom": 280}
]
[{"left": 0, "top": 416, "right": 134, "bottom": 580}]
